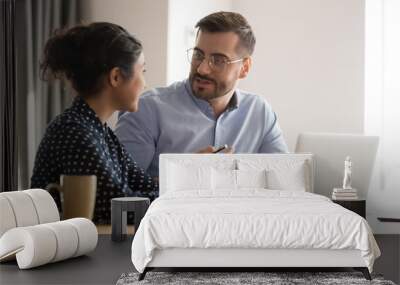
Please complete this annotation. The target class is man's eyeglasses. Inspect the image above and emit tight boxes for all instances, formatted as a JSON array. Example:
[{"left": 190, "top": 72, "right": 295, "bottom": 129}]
[{"left": 186, "top": 48, "right": 244, "bottom": 72}]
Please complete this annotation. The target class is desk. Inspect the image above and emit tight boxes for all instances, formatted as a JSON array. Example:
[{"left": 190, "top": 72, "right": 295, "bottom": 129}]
[
  {"left": 96, "top": 225, "right": 135, "bottom": 235},
  {"left": 0, "top": 235, "right": 133, "bottom": 285},
  {"left": 1, "top": 235, "right": 398, "bottom": 284}
]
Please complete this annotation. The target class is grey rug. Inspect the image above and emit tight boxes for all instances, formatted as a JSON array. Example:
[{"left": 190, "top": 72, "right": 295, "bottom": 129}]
[{"left": 116, "top": 272, "right": 396, "bottom": 285}]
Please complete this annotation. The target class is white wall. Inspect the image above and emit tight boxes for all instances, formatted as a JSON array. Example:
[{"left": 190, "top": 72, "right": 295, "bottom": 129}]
[{"left": 232, "top": 0, "right": 365, "bottom": 150}]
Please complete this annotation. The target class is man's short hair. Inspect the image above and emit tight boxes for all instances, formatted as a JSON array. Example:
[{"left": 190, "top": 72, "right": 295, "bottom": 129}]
[{"left": 195, "top": 11, "right": 256, "bottom": 56}]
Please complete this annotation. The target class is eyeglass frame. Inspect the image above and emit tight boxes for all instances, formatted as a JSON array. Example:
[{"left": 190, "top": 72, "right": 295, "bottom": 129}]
[{"left": 186, "top": 48, "right": 246, "bottom": 72}]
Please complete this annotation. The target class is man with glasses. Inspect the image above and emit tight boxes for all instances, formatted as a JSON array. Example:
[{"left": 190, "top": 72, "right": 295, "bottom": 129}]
[{"left": 115, "top": 11, "right": 288, "bottom": 178}]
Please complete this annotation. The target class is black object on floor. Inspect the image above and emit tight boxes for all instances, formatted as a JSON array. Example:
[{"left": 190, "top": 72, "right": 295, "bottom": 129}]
[{"left": 378, "top": 217, "right": 400, "bottom": 223}]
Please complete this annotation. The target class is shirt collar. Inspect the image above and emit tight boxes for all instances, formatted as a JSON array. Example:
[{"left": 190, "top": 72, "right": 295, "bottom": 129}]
[
  {"left": 227, "top": 90, "right": 240, "bottom": 111},
  {"left": 71, "top": 96, "right": 107, "bottom": 134},
  {"left": 184, "top": 79, "right": 240, "bottom": 116}
]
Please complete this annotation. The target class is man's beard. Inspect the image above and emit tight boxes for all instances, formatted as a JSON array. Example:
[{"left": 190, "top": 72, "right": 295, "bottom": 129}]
[{"left": 189, "top": 72, "right": 232, "bottom": 100}]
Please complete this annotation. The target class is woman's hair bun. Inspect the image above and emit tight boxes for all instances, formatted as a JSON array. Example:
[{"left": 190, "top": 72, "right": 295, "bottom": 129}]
[{"left": 40, "top": 22, "right": 142, "bottom": 96}]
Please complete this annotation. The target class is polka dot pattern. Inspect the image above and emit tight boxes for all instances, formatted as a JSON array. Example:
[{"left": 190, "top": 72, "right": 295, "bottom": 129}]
[{"left": 31, "top": 96, "right": 158, "bottom": 224}]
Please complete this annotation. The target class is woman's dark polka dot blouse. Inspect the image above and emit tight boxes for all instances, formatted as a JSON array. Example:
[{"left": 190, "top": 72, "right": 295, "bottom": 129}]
[{"left": 31, "top": 96, "right": 158, "bottom": 224}]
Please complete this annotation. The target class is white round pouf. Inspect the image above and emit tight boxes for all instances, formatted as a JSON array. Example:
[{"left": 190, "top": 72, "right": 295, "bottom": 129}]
[
  {"left": 0, "top": 190, "right": 98, "bottom": 269},
  {"left": 1, "top": 192, "right": 39, "bottom": 227},
  {"left": 0, "top": 196, "right": 17, "bottom": 237},
  {"left": 0, "top": 225, "right": 57, "bottom": 269},
  {"left": 42, "top": 221, "right": 79, "bottom": 262},
  {"left": 0, "top": 218, "right": 98, "bottom": 269},
  {"left": 24, "top": 189, "right": 60, "bottom": 224},
  {"left": 65, "top": 218, "right": 98, "bottom": 257}
]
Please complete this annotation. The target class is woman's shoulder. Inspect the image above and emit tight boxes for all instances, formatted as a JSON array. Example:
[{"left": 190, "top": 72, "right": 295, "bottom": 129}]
[
  {"left": 48, "top": 108, "right": 91, "bottom": 131},
  {"left": 43, "top": 110, "right": 98, "bottom": 145}
]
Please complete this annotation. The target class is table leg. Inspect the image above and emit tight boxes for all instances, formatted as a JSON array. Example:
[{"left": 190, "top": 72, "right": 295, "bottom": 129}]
[{"left": 111, "top": 202, "right": 125, "bottom": 241}]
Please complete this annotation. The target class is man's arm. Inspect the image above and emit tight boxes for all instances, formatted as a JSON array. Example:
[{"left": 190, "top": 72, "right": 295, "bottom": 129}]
[
  {"left": 115, "top": 99, "right": 157, "bottom": 171},
  {"left": 258, "top": 107, "right": 289, "bottom": 153}
]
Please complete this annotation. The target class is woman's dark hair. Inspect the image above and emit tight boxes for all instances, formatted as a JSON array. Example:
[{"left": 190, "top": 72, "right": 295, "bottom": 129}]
[
  {"left": 195, "top": 11, "right": 256, "bottom": 56},
  {"left": 41, "top": 22, "right": 142, "bottom": 96}
]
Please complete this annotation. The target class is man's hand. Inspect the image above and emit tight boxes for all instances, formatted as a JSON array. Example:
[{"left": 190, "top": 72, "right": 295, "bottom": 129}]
[
  {"left": 195, "top": 145, "right": 234, "bottom": 154},
  {"left": 196, "top": 145, "right": 215, "bottom": 153}
]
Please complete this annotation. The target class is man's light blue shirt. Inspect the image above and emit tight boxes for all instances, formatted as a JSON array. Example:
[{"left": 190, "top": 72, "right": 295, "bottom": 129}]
[{"left": 115, "top": 79, "right": 288, "bottom": 177}]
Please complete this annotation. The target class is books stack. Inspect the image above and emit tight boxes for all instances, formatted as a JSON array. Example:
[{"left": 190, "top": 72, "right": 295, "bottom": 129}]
[{"left": 332, "top": 188, "right": 358, "bottom": 200}]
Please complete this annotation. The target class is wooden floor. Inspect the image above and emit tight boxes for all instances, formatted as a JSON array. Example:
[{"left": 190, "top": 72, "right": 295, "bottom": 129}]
[{"left": 95, "top": 224, "right": 135, "bottom": 235}]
